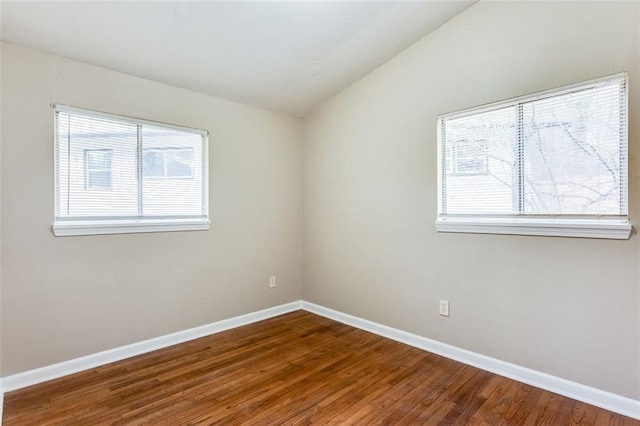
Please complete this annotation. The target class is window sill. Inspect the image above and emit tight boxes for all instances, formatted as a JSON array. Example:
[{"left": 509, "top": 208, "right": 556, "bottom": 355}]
[
  {"left": 435, "top": 217, "right": 632, "bottom": 240},
  {"left": 52, "top": 218, "right": 211, "bottom": 237}
]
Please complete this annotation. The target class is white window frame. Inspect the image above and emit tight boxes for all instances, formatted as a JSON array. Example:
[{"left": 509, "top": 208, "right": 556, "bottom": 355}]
[
  {"left": 449, "top": 139, "right": 489, "bottom": 176},
  {"left": 436, "top": 73, "right": 631, "bottom": 240},
  {"left": 84, "top": 148, "right": 113, "bottom": 190},
  {"left": 53, "top": 105, "right": 210, "bottom": 237},
  {"left": 143, "top": 147, "right": 195, "bottom": 180}
]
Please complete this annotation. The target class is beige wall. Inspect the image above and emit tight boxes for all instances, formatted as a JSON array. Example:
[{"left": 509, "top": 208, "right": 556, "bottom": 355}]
[
  {"left": 2, "top": 0, "right": 639, "bottom": 403},
  {"left": 0, "top": 25, "right": 3, "bottom": 379},
  {"left": 0, "top": 42, "right": 302, "bottom": 376},
  {"left": 302, "top": 1, "right": 640, "bottom": 399}
]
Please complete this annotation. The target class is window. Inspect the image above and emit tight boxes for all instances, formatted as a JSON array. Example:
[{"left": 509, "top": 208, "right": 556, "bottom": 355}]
[
  {"left": 85, "top": 149, "right": 113, "bottom": 189},
  {"left": 54, "top": 105, "right": 209, "bottom": 236},
  {"left": 143, "top": 148, "right": 194, "bottom": 179},
  {"left": 449, "top": 139, "right": 488, "bottom": 175},
  {"left": 436, "top": 73, "right": 630, "bottom": 239}
]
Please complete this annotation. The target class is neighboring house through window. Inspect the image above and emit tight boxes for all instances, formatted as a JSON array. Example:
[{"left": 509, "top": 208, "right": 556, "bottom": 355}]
[
  {"left": 54, "top": 105, "right": 210, "bottom": 236},
  {"left": 143, "top": 148, "right": 194, "bottom": 179},
  {"left": 449, "top": 139, "right": 488, "bottom": 175},
  {"left": 85, "top": 149, "right": 113, "bottom": 189}
]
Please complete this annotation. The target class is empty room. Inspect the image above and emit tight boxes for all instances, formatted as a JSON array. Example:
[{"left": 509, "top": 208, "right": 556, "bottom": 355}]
[{"left": 0, "top": 0, "right": 639, "bottom": 424}]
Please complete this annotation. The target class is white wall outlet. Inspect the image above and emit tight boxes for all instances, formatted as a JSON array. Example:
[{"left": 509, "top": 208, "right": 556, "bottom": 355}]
[
  {"left": 269, "top": 276, "right": 277, "bottom": 288},
  {"left": 439, "top": 300, "right": 450, "bottom": 317}
]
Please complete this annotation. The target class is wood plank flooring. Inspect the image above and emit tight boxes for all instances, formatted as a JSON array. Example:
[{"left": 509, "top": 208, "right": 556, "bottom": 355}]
[{"left": 3, "top": 310, "right": 638, "bottom": 425}]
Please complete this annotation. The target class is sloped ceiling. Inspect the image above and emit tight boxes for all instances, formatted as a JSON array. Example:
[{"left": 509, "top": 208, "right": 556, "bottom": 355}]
[{"left": 1, "top": 1, "right": 475, "bottom": 116}]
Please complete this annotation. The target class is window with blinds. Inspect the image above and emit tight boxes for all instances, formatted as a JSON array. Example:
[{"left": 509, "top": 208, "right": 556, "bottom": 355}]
[
  {"left": 53, "top": 105, "right": 210, "bottom": 236},
  {"left": 436, "top": 73, "right": 630, "bottom": 239}
]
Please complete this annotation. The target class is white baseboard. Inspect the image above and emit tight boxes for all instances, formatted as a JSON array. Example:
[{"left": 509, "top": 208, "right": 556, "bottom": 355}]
[
  {"left": 1, "top": 299, "right": 637, "bottom": 422},
  {"left": 0, "top": 301, "right": 302, "bottom": 394},
  {"left": 301, "top": 301, "right": 640, "bottom": 420}
]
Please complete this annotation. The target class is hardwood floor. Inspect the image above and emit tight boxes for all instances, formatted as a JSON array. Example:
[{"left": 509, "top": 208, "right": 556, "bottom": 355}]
[{"left": 3, "top": 311, "right": 638, "bottom": 425}]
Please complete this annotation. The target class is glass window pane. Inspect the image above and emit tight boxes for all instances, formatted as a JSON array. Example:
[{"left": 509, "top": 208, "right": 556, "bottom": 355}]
[
  {"left": 143, "top": 150, "right": 165, "bottom": 177},
  {"left": 87, "top": 171, "right": 112, "bottom": 188},
  {"left": 444, "top": 107, "right": 517, "bottom": 215},
  {"left": 166, "top": 149, "right": 193, "bottom": 178},
  {"left": 141, "top": 127, "right": 203, "bottom": 216},
  {"left": 522, "top": 85, "right": 623, "bottom": 215},
  {"left": 57, "top": 113, "right": 138, "bottom": 217},
  {"left": 454, "top": 139, "right": 488, "bottom": 174},
  {"left": 86, "top": 150, "right": 111, "bottom": 170}
]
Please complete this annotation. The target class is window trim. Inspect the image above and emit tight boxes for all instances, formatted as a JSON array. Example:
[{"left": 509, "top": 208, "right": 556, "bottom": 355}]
[
  {"left": 84, "top": 148, "right": 113, "bottom": 190},
  {"left": 435, "top": 216, "right": 631, "bottom": 239},
  {"left": 52, "top": 218, "right": 211, "bottom": 237},
  {"left": 55, "top": 104, "right": 209, "bottom": 136},
  {"left": 53, "top": 105, "right": 210, "bottom": 237},
  {"left": 436, "top": 73, "right": 631, "bottom": 240}
]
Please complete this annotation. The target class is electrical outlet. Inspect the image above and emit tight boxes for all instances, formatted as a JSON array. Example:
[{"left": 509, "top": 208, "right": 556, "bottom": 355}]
[
  {"left": 269, "top": 276, "right": 277, "bottom": 288},
  {"left": 439, "top": 300, "right": 450, "bottom": 317}
]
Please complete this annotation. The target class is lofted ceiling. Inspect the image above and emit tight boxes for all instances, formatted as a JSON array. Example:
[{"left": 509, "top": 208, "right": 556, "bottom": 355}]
[{"left": 1, "top": 1, "right": 475, "bottom": 116}]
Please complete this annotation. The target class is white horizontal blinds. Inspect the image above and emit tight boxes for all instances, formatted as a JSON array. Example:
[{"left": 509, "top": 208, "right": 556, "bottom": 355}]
[
  {"left": 443, "top": 106, "right": 517, "bottom": 215},
  {"left": 141, "top": 126, "right": 205, "bottom": 217},
  {"left": 440, "top": 74, "right": 627, "bottom": 218},
  {"left": 521, "top": 78, "right": 627, "bottom": 215},
  {"left": 56, "top": 110, "right": 139, "bottom": 218},
  {"left": 55, "top": 107, "right": 207, "bottom": 221}
]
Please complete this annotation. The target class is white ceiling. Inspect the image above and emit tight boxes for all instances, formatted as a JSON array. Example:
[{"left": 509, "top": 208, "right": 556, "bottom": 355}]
[{"left": 1, "top": 1, "right": 475, "bottom": 116}]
